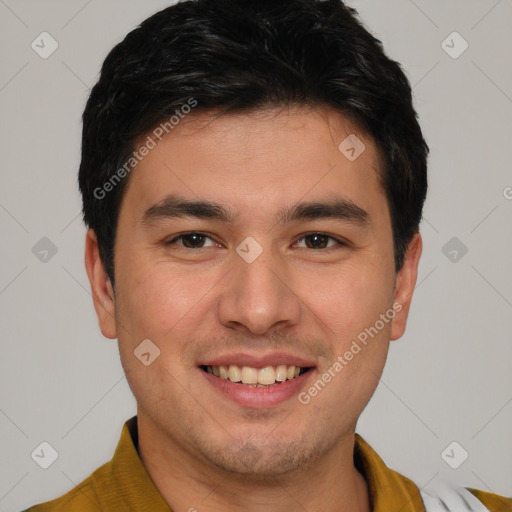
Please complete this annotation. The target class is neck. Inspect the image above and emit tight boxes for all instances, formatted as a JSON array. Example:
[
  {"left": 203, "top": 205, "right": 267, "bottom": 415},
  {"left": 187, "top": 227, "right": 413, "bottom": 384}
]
[{"left": 137, "top": 413, "right": 371, "bottom": 512}]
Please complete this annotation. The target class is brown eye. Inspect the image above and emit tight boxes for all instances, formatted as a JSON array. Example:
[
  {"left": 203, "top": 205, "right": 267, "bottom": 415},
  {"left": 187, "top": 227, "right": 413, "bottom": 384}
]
[
  {"left": 165, "top": 232, "right": 216, "bottom": 248},
  {"left": 295, "top": 232, "right": 343, "bottom": 250}
]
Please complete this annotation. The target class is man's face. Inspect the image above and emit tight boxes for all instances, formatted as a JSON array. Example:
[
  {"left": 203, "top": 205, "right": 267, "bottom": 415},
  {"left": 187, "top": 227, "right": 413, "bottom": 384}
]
[{"left": 88, "top": 106, "right": 420, "bottom": 476}]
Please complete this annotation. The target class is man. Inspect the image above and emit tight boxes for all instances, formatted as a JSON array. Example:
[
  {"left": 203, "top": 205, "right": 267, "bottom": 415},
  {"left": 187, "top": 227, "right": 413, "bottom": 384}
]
[{"left": 24, "top": 0, "right": 511, "bottom": 510}]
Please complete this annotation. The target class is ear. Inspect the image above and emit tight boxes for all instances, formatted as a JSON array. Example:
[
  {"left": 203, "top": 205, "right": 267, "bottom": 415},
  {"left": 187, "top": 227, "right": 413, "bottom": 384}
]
[
  {"left": 84, "top": 229, "right": 117, "bottom": 339},
  {"left": 390, "top": 232, "right": 422, "bottom": 341}
]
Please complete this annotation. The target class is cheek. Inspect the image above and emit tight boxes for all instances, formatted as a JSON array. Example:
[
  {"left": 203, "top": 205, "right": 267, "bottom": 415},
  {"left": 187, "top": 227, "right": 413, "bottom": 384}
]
[
  {"left": 113, "top": 263, "right": 210, "bottom": 402},
  {"left": 298, "top": 265, "right": 393, "bottom": 423},
  {"left": 300, "top": 261, "right": 395, "bottom": 338},
  {"left": 118, "top": 260, "right": 207, "bottom": 333},
  {"left": 114, "top": 259, "right": 223, "bottom": 378}
]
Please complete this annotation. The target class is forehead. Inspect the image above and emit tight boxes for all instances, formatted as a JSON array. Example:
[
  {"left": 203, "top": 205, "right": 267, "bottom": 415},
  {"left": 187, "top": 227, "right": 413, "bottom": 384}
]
[{"left": 120, "top": 105, "right": 387, "bottom": 223}]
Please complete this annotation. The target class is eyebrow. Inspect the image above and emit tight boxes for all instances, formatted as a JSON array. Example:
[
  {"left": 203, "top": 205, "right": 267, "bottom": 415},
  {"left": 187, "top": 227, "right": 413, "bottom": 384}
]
[{"left": 142, "top": 194, "right": 370, "bottom": 227}]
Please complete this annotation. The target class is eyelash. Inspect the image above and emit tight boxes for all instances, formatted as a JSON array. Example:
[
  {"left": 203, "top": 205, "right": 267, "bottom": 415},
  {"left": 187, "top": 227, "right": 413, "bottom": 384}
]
[{"left": 164, "top": 231, "right": 348, "bottom": 251}]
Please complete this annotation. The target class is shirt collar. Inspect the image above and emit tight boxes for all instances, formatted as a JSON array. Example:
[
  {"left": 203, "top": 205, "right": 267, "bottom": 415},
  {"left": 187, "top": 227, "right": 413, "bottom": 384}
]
[
  {"left": 354, "top": 433, "right": 425, "bottom": 512},
  {"left": 102, "top": 416, "right": 424, "bottom": 512},
  {"left": 93, "top": 416, "right": 171, "bottom": 511}
]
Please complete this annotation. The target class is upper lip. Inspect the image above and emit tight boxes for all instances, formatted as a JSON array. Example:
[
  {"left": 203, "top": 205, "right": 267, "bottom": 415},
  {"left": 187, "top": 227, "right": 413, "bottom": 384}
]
[{"left": 197, "top": 351, "right": 316, "bottom": 369}]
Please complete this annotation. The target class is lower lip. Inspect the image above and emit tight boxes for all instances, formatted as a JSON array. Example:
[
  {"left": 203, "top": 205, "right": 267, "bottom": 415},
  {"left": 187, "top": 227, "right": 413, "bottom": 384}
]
[{"left": 200, "top": 368, "right": 315, "bottom": 408}]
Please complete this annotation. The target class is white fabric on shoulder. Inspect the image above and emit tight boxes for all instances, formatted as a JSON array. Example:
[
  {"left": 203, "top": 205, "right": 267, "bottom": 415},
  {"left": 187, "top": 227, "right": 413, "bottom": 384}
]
[{"left": 420, "top": 479, "right": 490, "bottom": 512}]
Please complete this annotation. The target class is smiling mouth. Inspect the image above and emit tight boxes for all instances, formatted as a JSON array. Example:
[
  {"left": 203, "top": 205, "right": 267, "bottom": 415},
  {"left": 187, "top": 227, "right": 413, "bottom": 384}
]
[{"left": 200, "top": 364, "right": 313, "bottom": 387}]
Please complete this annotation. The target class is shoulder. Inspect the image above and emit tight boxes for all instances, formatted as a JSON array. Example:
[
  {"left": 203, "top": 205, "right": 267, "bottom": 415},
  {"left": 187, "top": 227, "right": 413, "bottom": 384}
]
[
  {"left": 21, "top": 462, "right": 110, "bottom": 511},
  {"left": 22, "top": 417, "right": 139, "bottom": 511},
  {"left": 21, "top": 480, "right": 99, "bottom": 511},
  {"left": 467, "top": 487, "right": 512, "bottom": 512},
  {"left": 420, "top": 482, "right": 512, "bottom": 512}
]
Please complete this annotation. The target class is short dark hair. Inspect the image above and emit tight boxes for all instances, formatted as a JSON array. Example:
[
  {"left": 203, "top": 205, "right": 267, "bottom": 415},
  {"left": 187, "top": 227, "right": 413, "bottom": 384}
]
[{"left": 79, "top": 0, "right": 428, "bottom": 284}]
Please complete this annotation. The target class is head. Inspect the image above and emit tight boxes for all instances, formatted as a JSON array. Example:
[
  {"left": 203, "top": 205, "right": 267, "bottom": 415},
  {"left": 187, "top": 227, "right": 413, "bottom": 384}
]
[{"left": 82, "top": 0, "right": 427, "bottom": 478}]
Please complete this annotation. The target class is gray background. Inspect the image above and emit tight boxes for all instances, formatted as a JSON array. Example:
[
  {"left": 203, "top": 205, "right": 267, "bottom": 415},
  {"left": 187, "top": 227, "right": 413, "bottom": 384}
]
[{"left": 0, "top": 0, "right": 511, "bottom": 510}]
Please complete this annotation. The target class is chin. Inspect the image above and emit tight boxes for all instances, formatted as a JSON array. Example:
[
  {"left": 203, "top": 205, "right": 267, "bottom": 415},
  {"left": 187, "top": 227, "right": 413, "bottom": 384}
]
[{"left": 197, "top": 433, "right": 326, "bottom": 478}]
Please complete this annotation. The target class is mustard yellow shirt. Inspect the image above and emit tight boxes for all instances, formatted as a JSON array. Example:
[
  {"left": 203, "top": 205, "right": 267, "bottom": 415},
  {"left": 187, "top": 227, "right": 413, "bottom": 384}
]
[{"left": 24, "top": 416, "right": 512, "bottom": 511}]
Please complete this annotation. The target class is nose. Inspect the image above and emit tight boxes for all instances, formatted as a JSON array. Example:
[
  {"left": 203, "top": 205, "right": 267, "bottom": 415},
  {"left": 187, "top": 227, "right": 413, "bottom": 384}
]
[{"left": 216, "top": 249, "right": 302, "bottom": 335}]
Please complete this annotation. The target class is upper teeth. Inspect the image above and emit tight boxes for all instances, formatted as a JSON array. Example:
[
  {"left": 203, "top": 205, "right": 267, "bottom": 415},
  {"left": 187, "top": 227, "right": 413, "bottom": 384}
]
[{"left": 205, "top": 364, "right": 302, "bottom": 386}]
